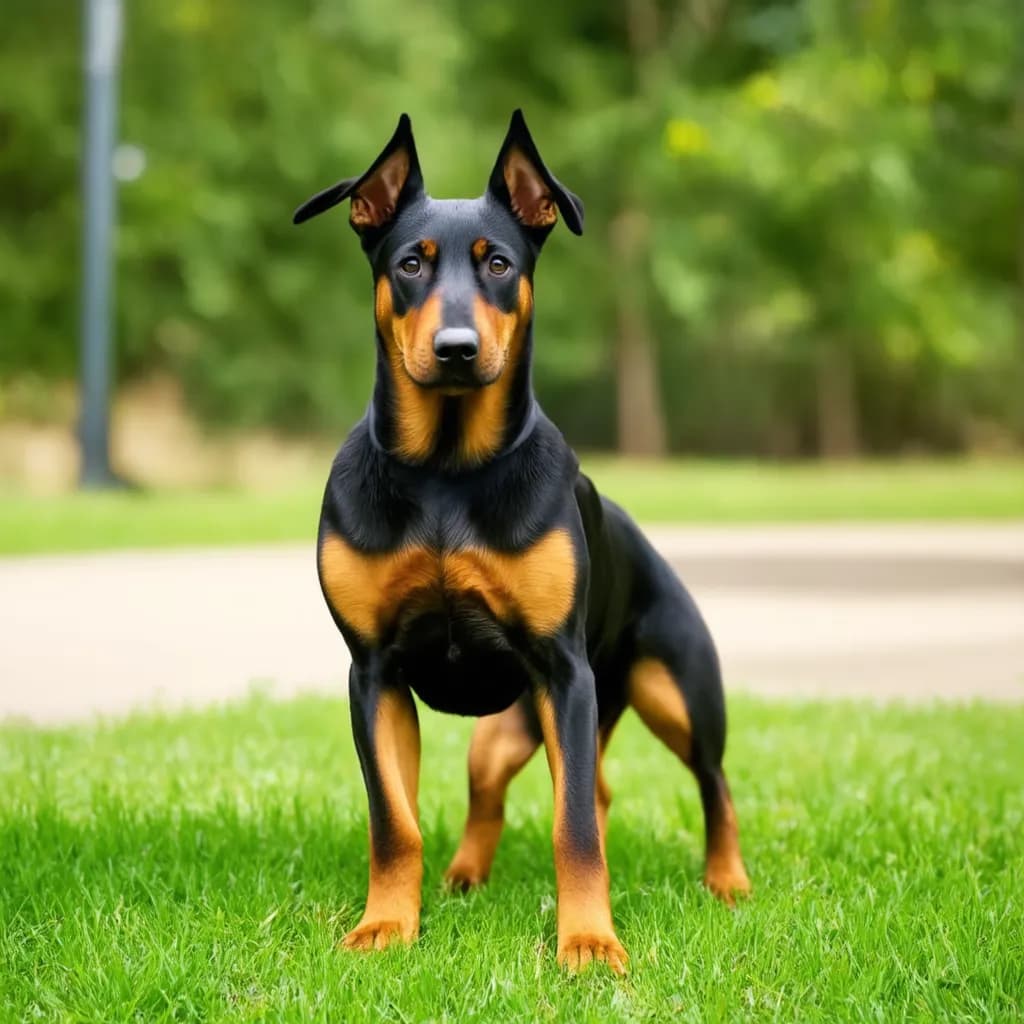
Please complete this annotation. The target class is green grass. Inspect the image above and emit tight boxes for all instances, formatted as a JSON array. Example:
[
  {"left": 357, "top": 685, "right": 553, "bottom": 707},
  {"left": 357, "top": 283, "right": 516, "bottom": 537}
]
[
  {"left": 585, "top": 456, "right": 1024, "bottom": 524},
  {"left": 2, "top": 695, "right": 1021, "bottom": 1022},
  {"left": 1, "top": 458, "right": 1022, "bottom": 555},
  {"left": 0, "top": 485, "right": 324, "bottom": 557}
]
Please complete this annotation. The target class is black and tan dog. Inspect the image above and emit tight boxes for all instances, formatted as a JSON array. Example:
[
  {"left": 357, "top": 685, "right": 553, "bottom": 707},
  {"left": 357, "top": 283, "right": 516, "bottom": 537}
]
[{"left": 294, "top": 111, "right": 750, "bottom": 974}]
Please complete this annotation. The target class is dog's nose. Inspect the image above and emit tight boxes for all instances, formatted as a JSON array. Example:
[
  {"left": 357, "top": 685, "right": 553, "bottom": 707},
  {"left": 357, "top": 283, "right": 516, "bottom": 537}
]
[{"left": 433, "top": 327, "right": 479, "bottom": 363}]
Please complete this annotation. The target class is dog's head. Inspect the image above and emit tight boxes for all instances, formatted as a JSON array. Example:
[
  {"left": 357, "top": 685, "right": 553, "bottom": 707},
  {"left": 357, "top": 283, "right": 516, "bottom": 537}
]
[{"left": 294, "top": 111, "right": 583, "bottom": 393}]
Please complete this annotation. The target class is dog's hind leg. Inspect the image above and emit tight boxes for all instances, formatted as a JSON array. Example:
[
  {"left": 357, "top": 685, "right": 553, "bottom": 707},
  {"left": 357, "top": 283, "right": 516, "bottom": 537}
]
[
  {"left": 694, "top": 761, "right": 750, "bottom": 904},
  {"left": 444, "top": 695, "right": 541, "bottom": 890},
  {"left": 627, "top": 647, "right": 750, "bottom": 904}
]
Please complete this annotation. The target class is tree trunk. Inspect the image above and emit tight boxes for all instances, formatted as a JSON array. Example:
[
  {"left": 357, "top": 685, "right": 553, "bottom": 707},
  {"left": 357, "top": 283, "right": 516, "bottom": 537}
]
[
  {"left": 815, "top": 342, "right": 860, "bottom": 458},
  {"left": 611, "top": 209, "right": 668, "bottom": 456}
]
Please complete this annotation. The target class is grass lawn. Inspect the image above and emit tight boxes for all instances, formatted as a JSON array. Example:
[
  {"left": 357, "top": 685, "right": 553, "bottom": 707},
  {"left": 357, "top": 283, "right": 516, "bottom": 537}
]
[
  {"left": 1, "top": 695, "right": 1021, "bottom": 1022},
  {"left": 1, "top": 457, "right": 1022, "bottom": 555}
]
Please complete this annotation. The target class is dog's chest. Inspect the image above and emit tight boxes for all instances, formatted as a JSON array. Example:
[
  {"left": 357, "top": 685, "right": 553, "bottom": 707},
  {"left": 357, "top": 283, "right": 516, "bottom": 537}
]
[{"left": 318, "top": 528, "right": 576, "bottom": 645}]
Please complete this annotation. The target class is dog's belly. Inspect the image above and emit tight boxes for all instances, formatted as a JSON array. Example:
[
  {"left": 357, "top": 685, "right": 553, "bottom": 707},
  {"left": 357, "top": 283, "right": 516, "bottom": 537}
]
[{"left": 385, "top": 603, "right": 531, "bottom": 716}]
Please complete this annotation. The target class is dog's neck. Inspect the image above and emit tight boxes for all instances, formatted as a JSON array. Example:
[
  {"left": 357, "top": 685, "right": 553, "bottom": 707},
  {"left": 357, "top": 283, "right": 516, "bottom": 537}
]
[{"left": 368, "top": 324, "right": 536, "bottom": 470}]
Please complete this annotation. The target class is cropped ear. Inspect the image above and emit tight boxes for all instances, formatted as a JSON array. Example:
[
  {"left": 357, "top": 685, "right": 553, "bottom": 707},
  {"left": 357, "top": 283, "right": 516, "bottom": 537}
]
[
  {"left": 487, "top": 109, "right": 584, "bottom": 239},
  {"left": 292, "top": 114, "right": 423, "bottom": 234}
]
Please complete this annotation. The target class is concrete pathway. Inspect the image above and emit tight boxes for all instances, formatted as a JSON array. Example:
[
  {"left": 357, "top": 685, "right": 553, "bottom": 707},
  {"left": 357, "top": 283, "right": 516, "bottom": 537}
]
[{"left": 1, "top": 525, "right": 1022, "bottom": 724}]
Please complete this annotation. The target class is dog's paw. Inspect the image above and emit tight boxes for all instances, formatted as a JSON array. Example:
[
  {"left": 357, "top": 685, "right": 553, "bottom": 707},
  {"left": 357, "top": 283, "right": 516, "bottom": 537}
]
[
  {"left": 341, "top": 916, "right": 418, "bottom": 952},
  {"left": 443, "top": 861, "right": 489, "bottom": 893},
  {"left": 704, "top": 861, "right": 752, "bottom": 906},
  {"left": 557, "top": 932, "right": 629, "bottom": 975}
]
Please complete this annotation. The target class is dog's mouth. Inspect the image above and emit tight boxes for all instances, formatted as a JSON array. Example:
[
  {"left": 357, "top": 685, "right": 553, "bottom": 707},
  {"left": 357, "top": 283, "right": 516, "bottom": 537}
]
[{"left": 404, "top": 360, "right": 504, "bottom": 392}]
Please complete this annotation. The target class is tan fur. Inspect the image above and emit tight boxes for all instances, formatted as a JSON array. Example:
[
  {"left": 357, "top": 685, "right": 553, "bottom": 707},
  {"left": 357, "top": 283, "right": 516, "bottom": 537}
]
[
  {"left": 375, "top": 278, "right": 444, "bottom": 459},
  {"left": 319, "top": 536, "right": 438, "bottom": 642},
  {"left": 704, "top": 788, "right": 751, "bottom": 905},
  {"left": 343, "top": 689, "right": 423, "bottom": 950},
  {"left": 375, "top": 276, "right": 533, "bottom": 466},
  {"left": 444, "top": 703, "right": 540, "bottom": 889},
  {"left": 382, "top": 281, "right": 444, "bottom": 387},
  {"left": 534, "top": 692, "right": 628, "bottom": 974},
  {"left": 627, "top": 657, "right": 693, "bottom": 763},
  {"left": 459, "top": 278, "right": 533, "bottom": 464},
  {"left": 319, "top": 527, "right": 576, "bottom": 644}
]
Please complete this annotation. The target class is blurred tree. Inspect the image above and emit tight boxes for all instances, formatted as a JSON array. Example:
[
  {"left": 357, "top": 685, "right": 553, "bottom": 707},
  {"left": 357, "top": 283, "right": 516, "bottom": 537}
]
[{"left": 1, "top": 0, "right": 1022, "bottom": 456}]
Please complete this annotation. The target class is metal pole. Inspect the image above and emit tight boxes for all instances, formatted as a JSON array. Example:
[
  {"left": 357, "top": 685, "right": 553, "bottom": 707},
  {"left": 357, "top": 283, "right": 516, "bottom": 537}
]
[{"left": 79, "top": 0, "right": 122, "bottom": 487}]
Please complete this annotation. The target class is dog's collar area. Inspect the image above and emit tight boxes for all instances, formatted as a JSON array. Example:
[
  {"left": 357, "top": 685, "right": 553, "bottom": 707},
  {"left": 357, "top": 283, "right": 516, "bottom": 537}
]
[{"left": 366, "top": 397, "right": 539, "bottom": 467}]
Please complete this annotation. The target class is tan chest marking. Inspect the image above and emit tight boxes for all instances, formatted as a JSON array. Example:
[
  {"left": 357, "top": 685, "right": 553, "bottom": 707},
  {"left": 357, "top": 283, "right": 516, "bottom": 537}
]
[{"left": 319, "top": 528, "right": 576, "bottom": 643}]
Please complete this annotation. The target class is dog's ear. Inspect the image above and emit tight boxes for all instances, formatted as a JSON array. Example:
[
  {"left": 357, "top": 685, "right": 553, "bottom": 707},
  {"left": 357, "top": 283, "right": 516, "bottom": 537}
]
[
  {"left": 293, "top": 114, "right": 424, "bottom": 234},
  {"left": 486, "top": 109, "right": 583, "bottom": 239}
]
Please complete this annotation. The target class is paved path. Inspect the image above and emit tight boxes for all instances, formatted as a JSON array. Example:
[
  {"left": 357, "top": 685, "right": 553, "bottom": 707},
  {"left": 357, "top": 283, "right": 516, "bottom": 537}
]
[{"left": 1, "top": 524, "right": 1022, "bottom": 723}]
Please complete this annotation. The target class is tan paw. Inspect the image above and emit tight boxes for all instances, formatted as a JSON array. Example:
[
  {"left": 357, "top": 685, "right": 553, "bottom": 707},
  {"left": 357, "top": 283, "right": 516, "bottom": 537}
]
[
  {"left": 341, "top": 916, "right": 418, "bottom": 951},
  {"left": 705, "top": 861, "right": 752, "bottom": 906},
  {"left": 443, "top": 860, "right": 489, "bottom": 893},
  {"left": 557, "top": 932, "right": 629, "bottom": 975}
]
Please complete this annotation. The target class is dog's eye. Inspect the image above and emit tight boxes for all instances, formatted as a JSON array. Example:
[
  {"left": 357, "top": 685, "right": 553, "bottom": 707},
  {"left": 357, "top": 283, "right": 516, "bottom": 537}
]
[
  {"left": 398, "top": 256, "right": 421, "bottom": 276},
  {"left": 488, "top": 255, "right": 510, "bottom": 277}
]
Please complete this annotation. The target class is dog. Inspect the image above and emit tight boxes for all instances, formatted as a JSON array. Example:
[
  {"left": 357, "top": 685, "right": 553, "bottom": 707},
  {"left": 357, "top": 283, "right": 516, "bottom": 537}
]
[{"left": 294, "top": 110, "right": 750, "bottom": 974}]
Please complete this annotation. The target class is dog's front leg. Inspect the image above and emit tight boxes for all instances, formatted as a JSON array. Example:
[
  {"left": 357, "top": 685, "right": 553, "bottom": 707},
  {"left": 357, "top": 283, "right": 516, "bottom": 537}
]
[
  {"left": 534, "top": 654, "right": 628, "bottom": 974},
  {"left": 343, "top": 659, "right": 423, "bottom": 951}
]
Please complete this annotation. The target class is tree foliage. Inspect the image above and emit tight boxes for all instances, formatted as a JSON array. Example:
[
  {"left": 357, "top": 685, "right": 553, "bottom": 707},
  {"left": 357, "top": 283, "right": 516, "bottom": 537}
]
[{"left": 2, "top": 0, "right": 1022, "bottom": 454}]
